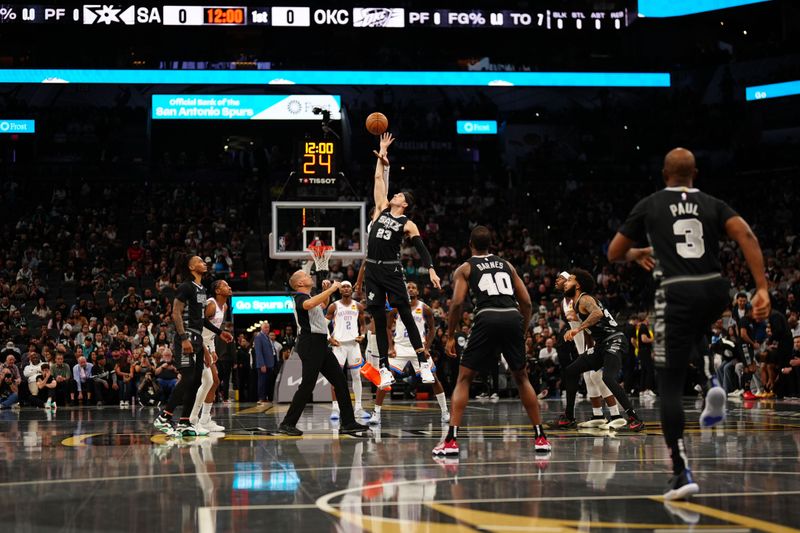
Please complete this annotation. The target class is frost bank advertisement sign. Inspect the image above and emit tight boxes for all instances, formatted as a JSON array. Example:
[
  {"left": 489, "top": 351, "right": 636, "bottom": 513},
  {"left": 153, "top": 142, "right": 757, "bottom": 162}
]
[
  {"left": 151, "top": 94, "right": 341, "bottom": 120},
  {"left": 231, "top": 295, "right": 296, "bottom": 315}
]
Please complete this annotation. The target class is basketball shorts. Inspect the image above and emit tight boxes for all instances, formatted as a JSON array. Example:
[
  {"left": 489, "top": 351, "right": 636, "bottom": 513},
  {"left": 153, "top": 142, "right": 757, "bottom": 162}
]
[
  {"left": 653, "top": 275, "right": 730, "bottom": 369},
  {"left": 364, "top": 262, "right": 409, "bottom": 308},
  {"left": 461, "top": 309, "right": 526, "bottom": 372},
  {"left": 174, "top": 331, "right": 204, "bottom": 369},
  {"left": 332, "top": 341, "right": 365, "bottom": 370},
  {"left": 582, "top": 333, "right": 627, "bottom": 372},
  {"left": 389, "top": 343, "right": 436, "bottom": 376}
]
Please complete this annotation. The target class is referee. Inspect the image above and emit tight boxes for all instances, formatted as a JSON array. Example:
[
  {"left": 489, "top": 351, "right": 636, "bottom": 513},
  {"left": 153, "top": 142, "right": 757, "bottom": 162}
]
[{"left": 278, "top": 270, "right": 369, "bottom": 436}]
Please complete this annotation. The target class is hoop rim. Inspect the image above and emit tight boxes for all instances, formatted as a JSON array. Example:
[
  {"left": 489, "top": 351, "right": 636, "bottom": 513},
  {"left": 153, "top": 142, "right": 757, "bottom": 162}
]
[{"left": 307, "top": 244, "right": 334, "bottom": 259}]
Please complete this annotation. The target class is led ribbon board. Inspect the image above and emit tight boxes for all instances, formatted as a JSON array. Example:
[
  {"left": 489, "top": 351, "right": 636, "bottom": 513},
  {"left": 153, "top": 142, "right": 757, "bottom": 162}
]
[
  {"left": 231, "top": 296, "right": 296, "bottom": 315},
  {"left": 0, "top": 69, "right": 671, "bottom": 88},
  {"left": 151, "top": 94, "right": 341, "bottom": 120},
  {"left": 746, "top": 80, "right": 800, "bottom": 101},
  {"left": 638, "top": 0, "right": 772, "bottom": 18},
  {"left": 456, "top": 120, "right": 498, "bottom": 134},
  {"left": 0, "top": 119, "right": 35, "bottom": 133}
]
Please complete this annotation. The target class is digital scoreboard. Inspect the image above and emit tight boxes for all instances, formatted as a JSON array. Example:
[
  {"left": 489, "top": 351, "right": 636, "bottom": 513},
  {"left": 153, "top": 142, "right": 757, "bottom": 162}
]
[
  {"left": 0, "top": 4, "right": 635, "bottom": 30},
  {"left": 162, "top": 6, "right": 245, "bottom": 25},
  {"left": 298, "top": 140, "right": 337, "bottom": 184}
]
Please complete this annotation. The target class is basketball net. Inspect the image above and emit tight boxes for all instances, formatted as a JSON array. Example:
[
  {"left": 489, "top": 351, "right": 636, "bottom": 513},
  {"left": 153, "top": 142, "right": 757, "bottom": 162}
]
[{"left": 307, "top": 242, "right": 334, "bottom": 273}]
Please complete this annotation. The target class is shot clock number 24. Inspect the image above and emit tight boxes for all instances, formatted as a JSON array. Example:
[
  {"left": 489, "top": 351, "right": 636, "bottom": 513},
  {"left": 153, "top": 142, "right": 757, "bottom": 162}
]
[{"left": 302, "top": 141, "right": 336, "bottom": 176}]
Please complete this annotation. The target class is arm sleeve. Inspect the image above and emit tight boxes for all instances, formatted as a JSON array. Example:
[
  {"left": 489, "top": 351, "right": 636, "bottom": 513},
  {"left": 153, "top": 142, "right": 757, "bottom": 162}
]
[
  {"left": 203, "top": 319, "right": 222, "bottom": 335},
  {"left": 411, "top": 236, "right": 434, "bottom": 268},
  {"left": 618, "top": 197, "right": 649, "bottom": 243}
]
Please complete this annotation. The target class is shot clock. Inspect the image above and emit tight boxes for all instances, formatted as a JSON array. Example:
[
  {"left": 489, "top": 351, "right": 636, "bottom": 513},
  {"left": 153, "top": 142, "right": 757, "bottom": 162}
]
[{"left": 298, "top": 140, "right": 337, "bottom": 185}]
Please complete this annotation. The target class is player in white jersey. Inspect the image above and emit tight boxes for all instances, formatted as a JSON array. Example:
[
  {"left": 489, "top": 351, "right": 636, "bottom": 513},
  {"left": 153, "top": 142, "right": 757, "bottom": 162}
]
[
  {"left": 190, "top": 279, "right": 233, "bottom": 433},
  {"left": 326, "top": 281, "right": 369, "bottom": 420},
  {"left": 369, "top": 282, "right": 449, "bottom": 426},
  {"left": 555, "top": 272, "right": 625, "bottom": 430}
]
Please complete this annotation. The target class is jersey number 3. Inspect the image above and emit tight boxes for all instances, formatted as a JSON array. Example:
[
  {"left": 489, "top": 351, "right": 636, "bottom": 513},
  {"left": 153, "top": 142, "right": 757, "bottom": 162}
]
[
  {"left": 478, "top": 272, "right": 513, "bottom": 296},
  {"left": 375, "top": 228, "right": 392, "bottom": 240},
  {"left": 673, "top": 218, "right": 705, "bottom": 259}
]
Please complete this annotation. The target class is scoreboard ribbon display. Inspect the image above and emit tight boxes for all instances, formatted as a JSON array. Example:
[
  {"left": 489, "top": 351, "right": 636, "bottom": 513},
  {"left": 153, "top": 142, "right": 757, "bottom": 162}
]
[
  {"left": 151, "top": 94, "right": 341, "bottom": 120},
  {"left": 0, "top": 4, "right": 636, "bottom": 30}
]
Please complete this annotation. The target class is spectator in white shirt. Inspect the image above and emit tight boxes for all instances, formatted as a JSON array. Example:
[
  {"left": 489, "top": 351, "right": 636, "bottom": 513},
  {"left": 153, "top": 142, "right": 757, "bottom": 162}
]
[
  {"left": 23, "top": 352, "right": 44, "bottom": 396},
  {"left": 538, "top": 338, "right": 559, "bottom": 366}
]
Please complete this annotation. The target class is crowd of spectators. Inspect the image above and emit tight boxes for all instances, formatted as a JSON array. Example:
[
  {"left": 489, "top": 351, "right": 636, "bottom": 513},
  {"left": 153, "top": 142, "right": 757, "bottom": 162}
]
[{"left": 0, "top": 177, "right": 257, "bottom": 408}]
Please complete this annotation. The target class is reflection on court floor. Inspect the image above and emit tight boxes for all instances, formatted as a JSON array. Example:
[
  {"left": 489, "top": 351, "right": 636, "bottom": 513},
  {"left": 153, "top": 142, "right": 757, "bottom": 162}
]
[{"left": 1, "top": 398, "right": 799, "bottom": 532}]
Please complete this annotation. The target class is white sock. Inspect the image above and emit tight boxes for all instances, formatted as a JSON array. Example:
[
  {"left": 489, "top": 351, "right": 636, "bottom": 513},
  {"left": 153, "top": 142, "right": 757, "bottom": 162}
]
[
  {"left": 436, "top": 392, "right": 448, "bottom": 413},
  {"left": 332, "top": 401, "right": 339, "bottom": 411},
  {"left": 351, "top": 369, "right": 363, "bottom": 409},
  {"left": 592, "top": 407, "right": 603, "bottom": 417},
  {"left": 375, "top": 405, "right": 381, "bottom": 414},
  {"left": 201, "top": 402, "right": 212, "bottom": 419},
  {"left": 609, "top": 404, "right": 620, "bottom": 416}
]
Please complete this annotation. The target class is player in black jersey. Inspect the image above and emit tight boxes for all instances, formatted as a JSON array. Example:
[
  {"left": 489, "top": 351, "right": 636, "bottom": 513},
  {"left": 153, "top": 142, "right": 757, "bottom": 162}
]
[
  {"left": 609, "top": 147, "right": 770, "bottom": 500},
  {"left": 556, "top": 269, "right": 644, "bottom": 432},
  {"left": 153, "top": 255, "right": 230, "bottom": 437},
  {"left": 366, "top": 133, "right": 441, "bottom": 391},
  {"left": 433, "top": 226, "right": 550, "bottom": 457}
]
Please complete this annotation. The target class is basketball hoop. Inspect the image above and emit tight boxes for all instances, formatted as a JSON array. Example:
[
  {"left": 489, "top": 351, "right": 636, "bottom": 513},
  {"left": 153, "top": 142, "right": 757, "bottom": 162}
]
[{"left": 307, "top": 243, "right": 334, "bottom": 272}]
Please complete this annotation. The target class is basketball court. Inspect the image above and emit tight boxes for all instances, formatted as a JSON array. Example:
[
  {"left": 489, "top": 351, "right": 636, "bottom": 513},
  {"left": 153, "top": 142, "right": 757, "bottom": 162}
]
[{"left": 2, "top": 398, "right": 799, "bottom": 532}]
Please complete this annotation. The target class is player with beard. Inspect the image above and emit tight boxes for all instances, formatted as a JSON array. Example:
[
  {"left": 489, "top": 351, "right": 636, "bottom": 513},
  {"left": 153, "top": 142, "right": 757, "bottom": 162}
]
[
  {"left": 554, "top": 272, "right": 624, "bottom": 429},
  {"left": 153, "top": 256, "right": 213, "bottom": 437},
  {"left": 557, "top": 269, "right": 644, "bottom": 432}
]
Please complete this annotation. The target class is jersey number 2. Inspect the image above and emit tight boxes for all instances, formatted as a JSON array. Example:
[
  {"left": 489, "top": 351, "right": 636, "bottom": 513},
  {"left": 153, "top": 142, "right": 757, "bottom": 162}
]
[
  {"left": 478, "top": 272, "right": 513, "bottom": 296},
  {"left": 673, "top": 218, "right": 705, "bottom": 259}
]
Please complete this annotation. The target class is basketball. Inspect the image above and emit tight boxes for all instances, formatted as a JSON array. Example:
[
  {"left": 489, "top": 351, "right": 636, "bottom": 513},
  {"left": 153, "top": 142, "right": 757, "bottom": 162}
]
[{"left": 365, "top": 112, "right": 389, "bottom": 135}]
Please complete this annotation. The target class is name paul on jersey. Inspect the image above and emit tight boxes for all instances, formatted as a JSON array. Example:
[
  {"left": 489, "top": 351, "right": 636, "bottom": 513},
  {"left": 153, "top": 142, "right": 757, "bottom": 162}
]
[
  {"left": 669, "top": 202, "right": 699, "bottom": 217},
  {"left": 376, "top": 215, "right": 403, "bottom": 232}
]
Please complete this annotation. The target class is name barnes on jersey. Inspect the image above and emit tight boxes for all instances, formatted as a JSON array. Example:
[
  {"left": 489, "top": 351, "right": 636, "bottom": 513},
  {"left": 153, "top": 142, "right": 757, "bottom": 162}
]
[
  {"left": 376, "top": 214, "right": 403, "bottom": 232},
  {"left": 475, "top": 260, "right": 507, "bottom": 272},
  {"left": 669, "top": 201, "right": 699, "bottom": 217}
]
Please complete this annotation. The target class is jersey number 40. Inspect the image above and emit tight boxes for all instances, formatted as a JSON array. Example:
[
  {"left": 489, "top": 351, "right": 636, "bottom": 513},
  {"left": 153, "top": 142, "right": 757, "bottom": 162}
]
[{"left": 478, "top": 272, "right": 513, "bottom": 295}]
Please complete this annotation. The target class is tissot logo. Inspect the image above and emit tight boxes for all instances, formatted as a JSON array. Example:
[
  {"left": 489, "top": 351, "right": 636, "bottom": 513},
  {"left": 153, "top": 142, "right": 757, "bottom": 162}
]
[{"left": 299, "top": 177, "right": 337, "bottom": 185}]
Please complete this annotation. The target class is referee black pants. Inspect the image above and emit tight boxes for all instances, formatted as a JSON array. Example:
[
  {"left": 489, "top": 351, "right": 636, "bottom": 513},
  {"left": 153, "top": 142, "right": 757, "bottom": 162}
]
[{"left": 282, "top": 333, "right": 356, "bottom": 427}]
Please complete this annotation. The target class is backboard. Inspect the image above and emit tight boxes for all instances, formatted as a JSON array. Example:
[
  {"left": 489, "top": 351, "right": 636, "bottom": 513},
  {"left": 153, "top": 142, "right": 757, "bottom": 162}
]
[{"left": 269, "top": 201, "right": 367, "bottom": 260}]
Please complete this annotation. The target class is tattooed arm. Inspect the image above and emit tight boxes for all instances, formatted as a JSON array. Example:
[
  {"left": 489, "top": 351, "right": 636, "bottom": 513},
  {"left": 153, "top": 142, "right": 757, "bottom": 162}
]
[{"left": 564, "top": 295, "right": 603, "bottom": 342}]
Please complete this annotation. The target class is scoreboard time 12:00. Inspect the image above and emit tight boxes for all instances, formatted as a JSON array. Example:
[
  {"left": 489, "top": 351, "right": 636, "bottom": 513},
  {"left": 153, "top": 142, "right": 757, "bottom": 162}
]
[
  {"left": 299, "top": 141, "right": 337, "bottom": 184},
  {"left": 163, "top": 6, "right": 246, "bottom": 25}
]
